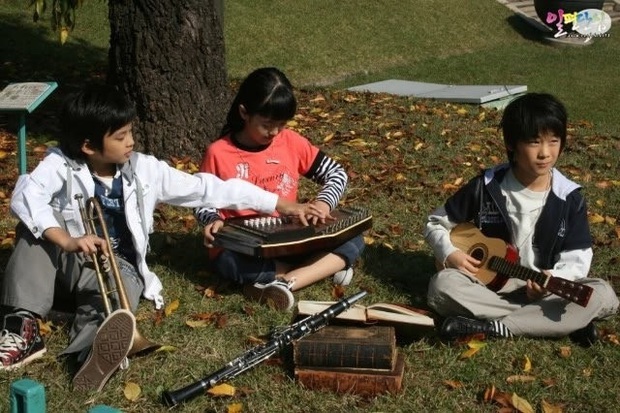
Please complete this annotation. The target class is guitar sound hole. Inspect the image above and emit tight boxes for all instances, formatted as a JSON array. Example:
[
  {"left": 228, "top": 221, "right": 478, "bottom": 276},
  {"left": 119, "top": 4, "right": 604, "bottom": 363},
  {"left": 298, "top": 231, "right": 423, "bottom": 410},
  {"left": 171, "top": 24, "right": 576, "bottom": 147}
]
[{"left": 471, "top": 247, "right": 485, "bottom": 262}]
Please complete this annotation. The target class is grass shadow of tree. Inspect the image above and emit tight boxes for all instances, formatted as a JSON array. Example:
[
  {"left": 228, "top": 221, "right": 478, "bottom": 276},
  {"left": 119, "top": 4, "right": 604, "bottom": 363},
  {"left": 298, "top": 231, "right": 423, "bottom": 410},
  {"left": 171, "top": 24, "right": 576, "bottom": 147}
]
[
  {"left": 361, "top": 243, "right": 436, "bottom": 311},
  {"left": 0, "top": 13, "right": 108, "bottom": 136}
]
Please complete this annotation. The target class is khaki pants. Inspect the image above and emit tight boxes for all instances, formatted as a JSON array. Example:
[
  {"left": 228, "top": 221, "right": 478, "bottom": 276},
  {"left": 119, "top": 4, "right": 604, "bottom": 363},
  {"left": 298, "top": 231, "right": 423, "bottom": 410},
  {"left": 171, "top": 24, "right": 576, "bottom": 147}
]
[{"left": 427, "top": 268, "right": 619, "bottom": 337}]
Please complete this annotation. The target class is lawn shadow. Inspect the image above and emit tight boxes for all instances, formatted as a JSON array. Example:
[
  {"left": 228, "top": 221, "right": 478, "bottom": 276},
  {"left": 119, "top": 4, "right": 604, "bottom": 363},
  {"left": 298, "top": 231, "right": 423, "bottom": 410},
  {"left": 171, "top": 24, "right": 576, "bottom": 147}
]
[
  {"left": 504, "top": 13, "right": 549, "bottom": 43},
  {"left": 0, "top": 12, "right": 108, "bottom": 137},
  {"left": 361, "top": 243, "right": 436, "bottom": 311}
]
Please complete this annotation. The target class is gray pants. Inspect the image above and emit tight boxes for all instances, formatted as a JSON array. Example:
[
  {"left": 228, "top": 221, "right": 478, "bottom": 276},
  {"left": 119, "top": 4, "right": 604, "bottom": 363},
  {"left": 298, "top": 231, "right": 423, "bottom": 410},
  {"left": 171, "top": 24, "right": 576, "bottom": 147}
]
[
  {"left": 0, "top": 223, "right": 144, "bottom": 356},
  {"left": 427, "top": 268, "right": 619, "bottom": 337}
]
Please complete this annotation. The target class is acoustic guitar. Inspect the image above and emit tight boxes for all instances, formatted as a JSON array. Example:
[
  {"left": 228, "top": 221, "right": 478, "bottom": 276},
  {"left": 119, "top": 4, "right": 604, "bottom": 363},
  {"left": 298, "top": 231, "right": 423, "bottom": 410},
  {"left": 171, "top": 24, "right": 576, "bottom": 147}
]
[{"left": 446, "top": 223, "right": 593, "bottom": 307}]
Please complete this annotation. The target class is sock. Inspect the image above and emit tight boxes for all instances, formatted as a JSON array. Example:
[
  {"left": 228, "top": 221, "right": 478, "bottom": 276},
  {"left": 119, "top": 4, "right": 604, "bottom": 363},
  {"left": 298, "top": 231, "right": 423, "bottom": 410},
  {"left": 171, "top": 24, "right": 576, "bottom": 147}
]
[{"left": 490, "top": 320, "right": 514, "bottom": 338}]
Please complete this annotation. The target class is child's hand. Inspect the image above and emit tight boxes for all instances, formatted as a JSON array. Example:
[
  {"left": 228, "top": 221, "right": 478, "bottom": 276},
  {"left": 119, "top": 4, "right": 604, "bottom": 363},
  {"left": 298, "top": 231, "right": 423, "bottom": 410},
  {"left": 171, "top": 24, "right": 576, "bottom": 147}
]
[
  {"left": 203, "top": 220, "right": 224, "bottom": 248},
  {"left": 445, "top": 250, "right": 481, "bottom": 276},
  {"left": 275, "top": 198, "right": 326, "bottom": 226},
  {"left": 64, "top": 234, "right": 110, "bottom": 256},
  {"left": 526, "top": 278, "right": 547, "bottom": 301},
  {"left": 307, "top": 200, "right": 334, "bottom": 225}
]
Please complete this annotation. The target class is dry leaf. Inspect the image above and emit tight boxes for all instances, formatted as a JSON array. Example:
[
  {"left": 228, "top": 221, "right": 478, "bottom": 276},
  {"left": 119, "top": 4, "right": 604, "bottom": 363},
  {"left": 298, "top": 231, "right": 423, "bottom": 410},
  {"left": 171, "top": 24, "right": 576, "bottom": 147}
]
[
  {"left": 186, "top": 319, "right": 212, "bottom": 328},
  {"left": 467, "top": 338, "right": 487, "bottom": 349},
  {"left": 511, "top": 392, "right": 534, "bottom": 413},
  {"left": 227, "top": 403, "right": 243, "bottom": 413},
  {"left": 155, "top": 345, "right": 177, "bottom": 353},
  {"left": 164, "top": 299, "right": 180, "bottom": 317},
  {"left": 558, "top": 346, "right": 571, "bottom": 358},
  {"left": 541, "top": 398, "right": 564, "bottom": 413},
  {"left": 207, "top": 383, "right": 236, "bottom": 397},
  {"left": 588, "top": 213, "right": 605, "bottom": 224},
  {"left": 323, "top": 133, "right": 335, "bottom": 143},
  {"left": 443, "top": 380, "right": 464, "bottom": 389},
  {"left": 459, "top": 346, "right": 481, "bottom": 359},
  {"left": 123, "top": 382, "right": 141, "bottom": 401},
  {"left": 37, "top": 319, "right": 53, "bottom": 337},
  {"left": 523, "top": 355, "right": 532, "bottom": 372},
  {"left": 506, "top": 375, "right": 536, "bottom": 383}
]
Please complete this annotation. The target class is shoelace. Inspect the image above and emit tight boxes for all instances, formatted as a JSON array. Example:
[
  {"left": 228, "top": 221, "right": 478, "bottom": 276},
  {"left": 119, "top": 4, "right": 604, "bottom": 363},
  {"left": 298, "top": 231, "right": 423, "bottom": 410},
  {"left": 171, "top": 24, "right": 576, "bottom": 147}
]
[{"left": 0, "top": 329, "right": 28, "bottom": 362}]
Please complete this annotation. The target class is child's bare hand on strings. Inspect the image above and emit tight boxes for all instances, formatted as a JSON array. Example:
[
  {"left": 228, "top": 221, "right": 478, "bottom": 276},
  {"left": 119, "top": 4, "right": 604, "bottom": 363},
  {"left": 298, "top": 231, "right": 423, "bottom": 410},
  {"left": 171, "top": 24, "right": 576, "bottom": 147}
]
[
  {"left": 275, "top": 198, "right": 326, "bottom": 226},
  {"left": 203, "top": 220, "right": 225, "bottom": 248},
  {"left": 526, "top": 278, "right": 548, "bottom": 301},
  {"left": 306, "top": 200, "right": 335, "bottom": 225},
  {"left": 445, "top": 250, "right": 481, "bottom": 276}
]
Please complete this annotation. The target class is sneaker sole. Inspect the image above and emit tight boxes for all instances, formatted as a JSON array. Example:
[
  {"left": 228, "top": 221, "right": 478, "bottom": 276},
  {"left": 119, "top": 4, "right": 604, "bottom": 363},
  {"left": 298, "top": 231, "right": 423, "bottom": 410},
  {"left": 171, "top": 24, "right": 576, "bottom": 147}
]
[
  {"left": 243, "top": 284, "right": 293, "bottom": 311},
  {"left": 0, "top": 347, "right": 47, "bottom": 371},
  {"left": 73, "top": 309, "right": 135, "bottom": 392}
]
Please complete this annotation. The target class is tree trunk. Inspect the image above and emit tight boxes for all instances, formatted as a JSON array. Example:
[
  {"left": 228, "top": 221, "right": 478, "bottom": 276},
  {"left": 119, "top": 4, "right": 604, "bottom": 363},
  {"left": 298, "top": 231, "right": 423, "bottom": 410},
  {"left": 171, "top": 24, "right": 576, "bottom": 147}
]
[{"left": 107, "top": 0, "right": 228, "bottom": 161}]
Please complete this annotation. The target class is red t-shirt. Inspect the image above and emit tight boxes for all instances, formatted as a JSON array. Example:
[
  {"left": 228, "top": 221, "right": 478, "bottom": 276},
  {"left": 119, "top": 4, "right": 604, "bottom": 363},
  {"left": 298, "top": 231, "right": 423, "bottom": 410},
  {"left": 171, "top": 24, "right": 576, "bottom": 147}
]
[{"left": 200, "top": 128, "right": 319, "bottom": 219}]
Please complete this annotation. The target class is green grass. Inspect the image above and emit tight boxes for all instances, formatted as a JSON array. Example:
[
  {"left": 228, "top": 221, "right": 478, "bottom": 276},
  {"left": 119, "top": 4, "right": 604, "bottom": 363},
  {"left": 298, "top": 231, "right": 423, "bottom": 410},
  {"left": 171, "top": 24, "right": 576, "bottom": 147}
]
[{"left": 1, "top": 1, "right": 620, "bottom": 412}]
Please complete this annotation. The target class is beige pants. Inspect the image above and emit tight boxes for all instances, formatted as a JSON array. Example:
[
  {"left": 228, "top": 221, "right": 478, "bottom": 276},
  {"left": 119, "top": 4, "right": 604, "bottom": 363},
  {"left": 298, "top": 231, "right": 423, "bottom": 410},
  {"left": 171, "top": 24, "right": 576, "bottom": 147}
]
[{"left": 427, "top": 268, "right": 619, "bottom": 337}]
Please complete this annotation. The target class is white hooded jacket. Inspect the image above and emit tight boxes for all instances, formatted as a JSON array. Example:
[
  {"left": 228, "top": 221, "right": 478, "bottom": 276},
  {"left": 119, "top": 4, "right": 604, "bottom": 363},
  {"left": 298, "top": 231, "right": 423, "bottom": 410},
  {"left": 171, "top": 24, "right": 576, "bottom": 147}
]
[{"left": 10, "top": 148, "right": 279, "bottom": 309}]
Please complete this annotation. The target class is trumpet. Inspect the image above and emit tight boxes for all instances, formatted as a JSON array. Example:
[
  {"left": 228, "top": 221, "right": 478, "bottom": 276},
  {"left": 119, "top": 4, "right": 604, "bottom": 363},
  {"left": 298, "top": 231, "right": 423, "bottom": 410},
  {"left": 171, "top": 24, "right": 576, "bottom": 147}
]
[{"left": 75, "top": 194, "right": 160, "bottom": 360}]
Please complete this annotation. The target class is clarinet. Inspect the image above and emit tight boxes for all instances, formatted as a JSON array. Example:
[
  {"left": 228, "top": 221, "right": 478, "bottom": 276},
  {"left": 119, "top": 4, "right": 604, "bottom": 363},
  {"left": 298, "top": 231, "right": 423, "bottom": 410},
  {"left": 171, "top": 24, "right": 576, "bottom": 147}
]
[{"left": 161, "top": 290, "right": 368, "bottom": 407}]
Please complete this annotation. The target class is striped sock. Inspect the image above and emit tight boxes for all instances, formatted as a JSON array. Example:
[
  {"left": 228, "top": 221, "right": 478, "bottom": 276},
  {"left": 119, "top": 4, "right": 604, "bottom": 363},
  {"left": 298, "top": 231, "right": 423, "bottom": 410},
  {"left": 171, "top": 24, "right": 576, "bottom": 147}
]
[{"left": 490, "top": 320, "right": 514, "bottom": 338}]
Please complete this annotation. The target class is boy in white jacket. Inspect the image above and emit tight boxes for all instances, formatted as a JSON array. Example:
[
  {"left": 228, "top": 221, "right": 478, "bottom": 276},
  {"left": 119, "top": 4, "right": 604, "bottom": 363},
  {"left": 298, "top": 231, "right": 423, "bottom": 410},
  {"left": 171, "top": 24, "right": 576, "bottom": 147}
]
[{"left": 0, "top": 85, "right": 324, "bottom": 391}]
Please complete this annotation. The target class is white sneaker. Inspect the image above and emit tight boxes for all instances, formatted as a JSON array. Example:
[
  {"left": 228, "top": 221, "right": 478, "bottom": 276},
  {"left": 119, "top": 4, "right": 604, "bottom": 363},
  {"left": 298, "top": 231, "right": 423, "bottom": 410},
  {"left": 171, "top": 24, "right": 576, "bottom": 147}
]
[
  {"left": 333, "top": 268, "right": 354, "bottom": 286},
  {"left": 243, "top": 280, "right": 295, "bottom": 311}
]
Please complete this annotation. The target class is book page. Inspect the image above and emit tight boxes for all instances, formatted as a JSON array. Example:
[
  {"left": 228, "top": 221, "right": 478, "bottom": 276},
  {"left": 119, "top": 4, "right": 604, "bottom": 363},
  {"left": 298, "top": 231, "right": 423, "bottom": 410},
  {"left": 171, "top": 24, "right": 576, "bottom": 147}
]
[
  {"left": 296, "top": 301, "right": 367, "bottom": 321},
  {"left": 366, "top": 304, "right": 435, "bottom": 327},
  {"left": 0, "top": 82, "right": 51, "bottom": 111}
]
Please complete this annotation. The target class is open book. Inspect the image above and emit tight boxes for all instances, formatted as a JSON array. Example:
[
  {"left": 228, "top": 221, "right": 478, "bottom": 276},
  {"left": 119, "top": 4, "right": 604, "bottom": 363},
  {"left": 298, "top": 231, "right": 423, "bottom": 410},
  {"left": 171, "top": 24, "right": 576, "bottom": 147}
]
[{"left": 296, "top": 300, "right": 436, "bottom": 330}]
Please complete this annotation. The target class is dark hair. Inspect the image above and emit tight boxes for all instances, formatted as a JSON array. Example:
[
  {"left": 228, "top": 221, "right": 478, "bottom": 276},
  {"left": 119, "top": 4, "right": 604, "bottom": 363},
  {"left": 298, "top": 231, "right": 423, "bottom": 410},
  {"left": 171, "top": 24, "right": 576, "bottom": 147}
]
[
  {"left": 220, "top": 67, "right": 296, "bottom": 137},
  {"left": 59, "top": 85, "right": 136, "bottom": 161},
  {"left": 500, "top": 93, "right": 568, "bottom": 163}
]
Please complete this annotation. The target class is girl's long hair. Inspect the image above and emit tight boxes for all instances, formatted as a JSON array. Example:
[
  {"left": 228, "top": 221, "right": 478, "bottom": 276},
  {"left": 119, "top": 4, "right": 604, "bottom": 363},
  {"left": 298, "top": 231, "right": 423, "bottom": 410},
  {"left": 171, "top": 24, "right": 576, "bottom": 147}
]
[{"left": 220, "top": 67, "right": 296, "bottom": 138}]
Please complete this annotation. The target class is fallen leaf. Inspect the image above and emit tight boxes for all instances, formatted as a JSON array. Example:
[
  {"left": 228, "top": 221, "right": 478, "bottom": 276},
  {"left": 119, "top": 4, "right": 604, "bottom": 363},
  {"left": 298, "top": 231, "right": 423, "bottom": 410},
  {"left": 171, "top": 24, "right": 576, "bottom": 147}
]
[
  {"left": 459, "top": 346, "right": 481, "bottom": 359},
  {"left": 443, "top": 380, "right": 464, "bottom": 389},
  {"left": 511, "top": 392, "right": 534, "bottom": 413},
  {"left": 588, "top": 213, "right": 605, "bottom": 224},
  {"left": 208, "top": 383, "right": 236, "bottom": 397},
  {"left": 523, "top": 355, "right": 532, "bottom": 372},
  {"left": 227, "top": 403, "right": 243, "bottom": 413},
  {"left": 164, "top": 299, "right": 180, "bottom": 317},
  {"left": 541, "top": 398, "right": 564, "bottom": 413},
  {"left": 155, "top": 345, "right": 177, "bottom": 353},
  {"left": 186, "top": 319, "right": 212, "bottom": 328},
  {"left": 123, "top": 382, "right": 141, "bottom": 401},
  {"left": 558, "top": 346, "right": 571, "bottom": 358},
  {"left": 37, "top": 319, "right": 53, "bottom": 337},
  {"left": 506, "top": 375, "right": 536, "bottom": 383}
]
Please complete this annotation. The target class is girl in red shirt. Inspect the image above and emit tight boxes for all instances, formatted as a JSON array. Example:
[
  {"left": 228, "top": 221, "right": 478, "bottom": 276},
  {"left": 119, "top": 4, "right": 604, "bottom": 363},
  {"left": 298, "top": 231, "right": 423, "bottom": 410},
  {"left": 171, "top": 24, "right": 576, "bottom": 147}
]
[{"left": 195, "top": 67, "right": 365, "bottom": 311}]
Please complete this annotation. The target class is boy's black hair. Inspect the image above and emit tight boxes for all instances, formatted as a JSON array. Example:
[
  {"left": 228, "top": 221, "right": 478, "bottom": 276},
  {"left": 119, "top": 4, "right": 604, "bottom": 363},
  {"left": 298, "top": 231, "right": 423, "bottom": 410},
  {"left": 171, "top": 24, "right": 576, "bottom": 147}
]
[
  {"left": 500, "top": 93, "right": 568, "bottom": 163},
  {"left": 220, "top": 67, "right": 296, "bottom": 138},
  {"left": 59, "top": 85, "right": 137, "bottom": 161}
]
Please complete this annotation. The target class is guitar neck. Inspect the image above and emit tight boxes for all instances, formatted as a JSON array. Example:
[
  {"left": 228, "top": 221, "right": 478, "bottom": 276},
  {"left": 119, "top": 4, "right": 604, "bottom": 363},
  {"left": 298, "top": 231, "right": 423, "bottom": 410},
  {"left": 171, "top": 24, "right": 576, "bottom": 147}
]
[{"left": 488, "top": 256, "right": 592, "bottom": 307}]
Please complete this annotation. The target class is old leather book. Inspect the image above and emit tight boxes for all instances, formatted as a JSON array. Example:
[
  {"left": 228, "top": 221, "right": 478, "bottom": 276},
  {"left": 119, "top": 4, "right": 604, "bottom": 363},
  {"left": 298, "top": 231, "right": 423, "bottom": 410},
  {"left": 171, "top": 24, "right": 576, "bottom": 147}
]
[
  {"left": 293, "top": 325, "right": 396, "bottom": 370},
  {"left": 294, "top": 352, "right": 405, "bottom": 396}
]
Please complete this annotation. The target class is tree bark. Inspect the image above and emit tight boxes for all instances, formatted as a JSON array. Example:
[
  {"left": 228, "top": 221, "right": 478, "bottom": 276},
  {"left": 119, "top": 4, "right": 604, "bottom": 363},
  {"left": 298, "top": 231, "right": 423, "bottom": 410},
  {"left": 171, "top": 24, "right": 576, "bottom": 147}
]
[{"left": 107, "top": 0, "right": 228, "bottom": 161}]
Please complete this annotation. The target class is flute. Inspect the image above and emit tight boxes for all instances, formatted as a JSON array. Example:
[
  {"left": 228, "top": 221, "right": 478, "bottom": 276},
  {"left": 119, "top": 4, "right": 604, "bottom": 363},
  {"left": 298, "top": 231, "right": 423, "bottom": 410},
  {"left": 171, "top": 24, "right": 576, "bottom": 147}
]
[{"left": 161, "top": 290, "right": 368, "bottom": 407}]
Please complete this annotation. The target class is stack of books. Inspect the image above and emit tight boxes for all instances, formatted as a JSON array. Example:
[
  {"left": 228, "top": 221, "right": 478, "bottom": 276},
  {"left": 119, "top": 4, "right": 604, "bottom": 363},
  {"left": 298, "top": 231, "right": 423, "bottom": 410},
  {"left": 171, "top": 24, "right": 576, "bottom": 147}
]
[{"left": 292, "top": 324, "right": 405, "bottom": 396}]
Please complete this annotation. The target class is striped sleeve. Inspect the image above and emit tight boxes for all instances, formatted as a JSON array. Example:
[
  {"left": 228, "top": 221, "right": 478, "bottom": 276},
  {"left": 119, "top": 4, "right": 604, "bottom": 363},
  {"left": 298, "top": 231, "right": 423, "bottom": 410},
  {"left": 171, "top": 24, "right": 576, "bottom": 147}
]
[
  {"left": 306, "top": 151, "right": 348, "bottom": 210},
  {"left": 194, "top": 206, "right": 222, "bottom": 226}
]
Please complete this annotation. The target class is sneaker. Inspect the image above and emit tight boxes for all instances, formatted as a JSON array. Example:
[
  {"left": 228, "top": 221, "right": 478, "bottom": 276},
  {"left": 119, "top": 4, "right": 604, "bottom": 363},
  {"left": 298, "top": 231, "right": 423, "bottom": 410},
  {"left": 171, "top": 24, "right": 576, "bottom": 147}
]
[
  {"left": 243, "top": 280, "right": 295, "bottom": 311},
  {"left": 0, "top": 310, "right": 47, "bottom": 370},
  {"left": 73, "top": 309, "right": 135, "bottom": 392},
  {"left": 333, "top": 268, "right": 354, "bottom": 286},
  {"left": 439, "top": 316, "right": 494, "bottom": 341},
  {"left": 569, "top": 322, "right": 598, "bottom": 347}
]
